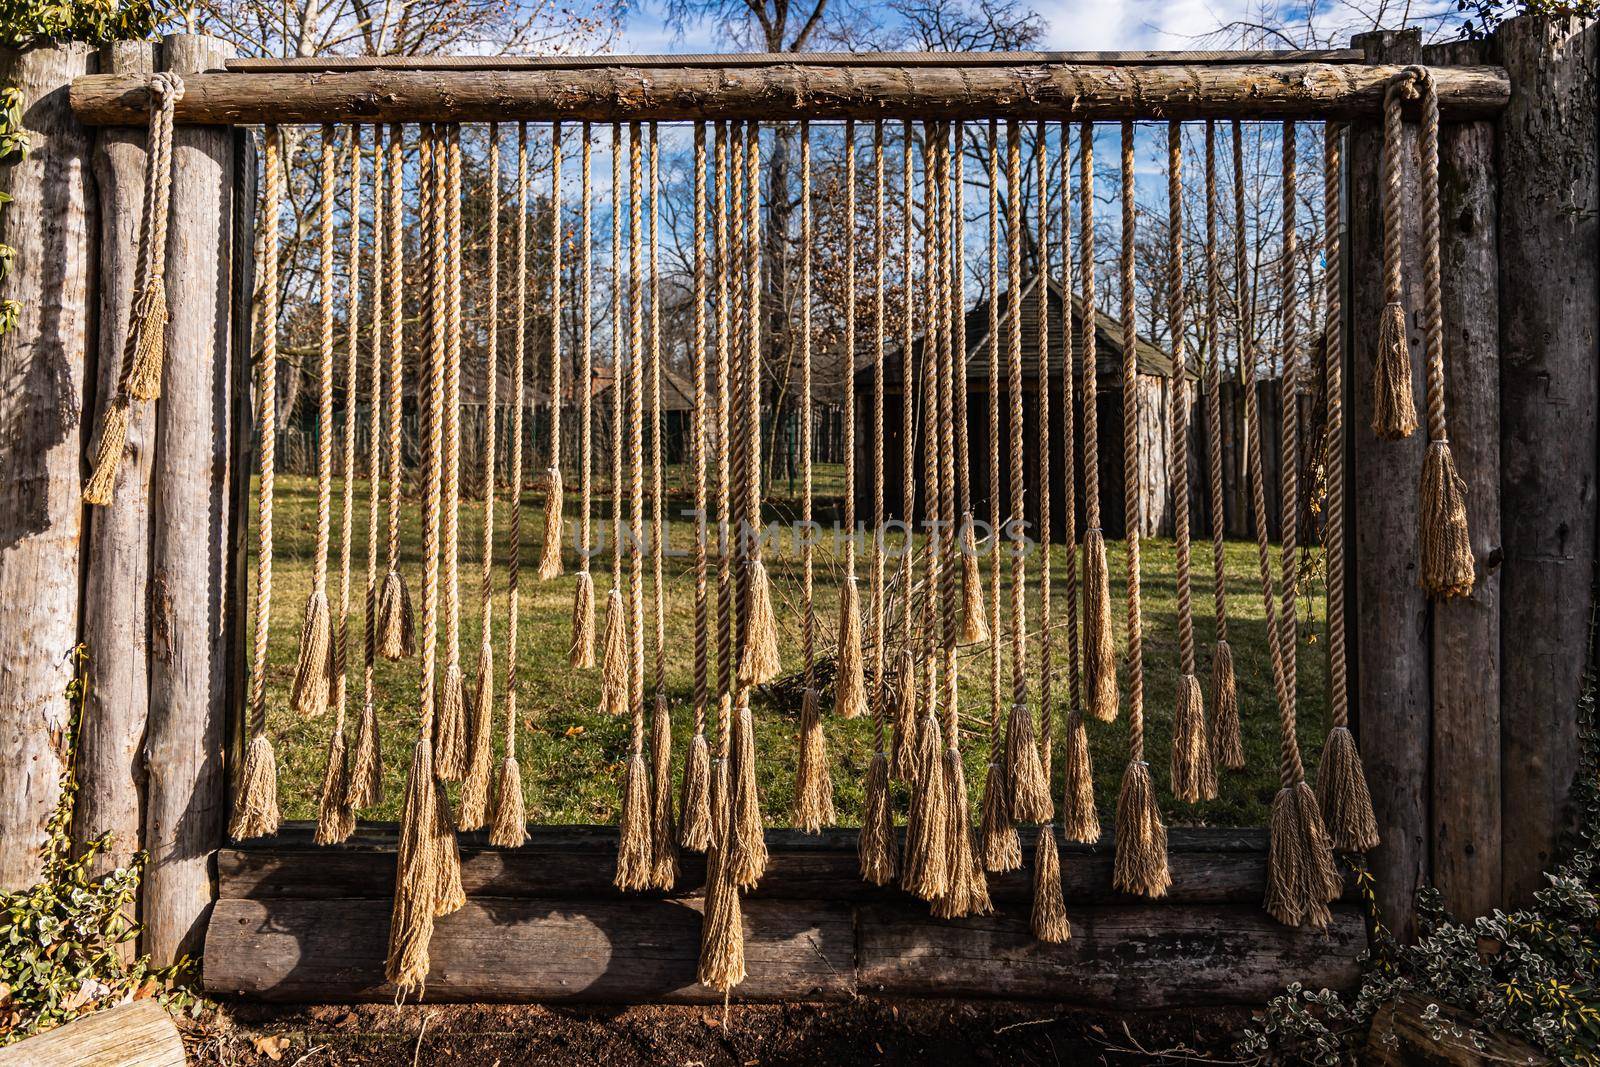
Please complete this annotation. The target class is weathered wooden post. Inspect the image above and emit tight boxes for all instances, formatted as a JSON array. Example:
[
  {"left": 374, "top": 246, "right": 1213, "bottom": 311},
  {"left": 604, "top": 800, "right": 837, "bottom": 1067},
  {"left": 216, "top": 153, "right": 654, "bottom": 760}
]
[
  {"left": 1424, "top": 39, "right": 1503, "bottom": 922},
  {"left": 75, "top": 41, "right": 158, "bottom": 909},
  {"left": 0, "top": 42, "right": 97, "bottom": 890},
  {"left": 141, "top": 33, "right": 237, "bottom": 965},
  {"left": 1349, "top": 28, "right": 1431, "bottom": 941},
  {"left": 1493, "top": 15, "right": 1599, "bottom": 906}
]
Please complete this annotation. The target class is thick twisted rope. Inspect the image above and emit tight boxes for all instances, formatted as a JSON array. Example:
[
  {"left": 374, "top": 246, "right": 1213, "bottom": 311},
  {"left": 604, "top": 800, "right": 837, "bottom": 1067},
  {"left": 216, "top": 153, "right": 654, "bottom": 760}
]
[
  {"left": 871, "top": 121, "right": 888, "bottom": 752},
  {"left": 382, "top": 125, "right": 406, "bottom": 625},
  {"left": 715, "top": 122, "right": 735, "bottom": 758},
  {"left": 505, "top": 125, "right": 530, "bottom": 760},
  {"left": 1120, "top": 122, "right": 1145, "bottom": 763},
  {"left": 691, "top": 121, "right": 710, "bottom": 743},
  {"left": 611, "top": 125, "right": 625, "bottom": 618},
  {"left": 649, "top": 123, "right": 667, "bottom": 699},
  {"left": 248, "top": 126, "right": 283, "bottom": 744},
  {"left": 952, "top": 123, "right": 981, "bottom": 647},
  {"left": 628, "top": 122, "right": 647, "bottom": 759},
  {"left": 480, "top": 124, "right": 499, "bottom": 684},
  {"left": 541, "top": 122, "right": 566, "bottom": 580},
  {"left": 801, "top": 122, "right": 816, "bottom": 690},
  {"left": 444, "top": 125, "right": 465, "bottom": 682},
  {"left": 1418, "top": 72, "right": 1447, "bottom": 450},
  {"left": 315, "top": 124, "right": 336, "bottom": 616},
  {"left": 1035, "top": 121, "right": 1054, "bottom": 778},
  {"left": 334, "top": 126, "right": 362, "bottom": 735},
  {"left": 986, "top": 120, "right": 1005, "bottom": 770},
  {"left": 936, "top": 122, "right": 957, "bottom": 730},
  {"left": 418, "top": 124, "right": 445, "bottom": 746},
  {"left": 1080, "top": 127, "right": 1102, "bottom": 533},
  {"left": 1324, "top": 124, "right": 1349, "bottom": 733},
  {"left": 1205, "top": 123, "right": 1228, "bottom": 645},
  {"left": 842, "top": 117, "right": 859, "bottom": 597},
  {"left": 363, "top": 126, "right": 384, "bottom": 722},
  {"left": 1059, "top": 123, "right": 1080, "bottom": 725},
  {"left": 577, "top": 124, "right": 595, "bottom": 656},
  {"left": 743, "top": 123, "right": 765, "bottom": 589},
  {"left": 1168, "top": 124, "right": 1196, "bottom": 680},
  {"left": 1005, "top": 121, "right": 1028, "bottom": 713},
  {"left": 1277, "top": 123, "right": 1302, "bottom": 771}
]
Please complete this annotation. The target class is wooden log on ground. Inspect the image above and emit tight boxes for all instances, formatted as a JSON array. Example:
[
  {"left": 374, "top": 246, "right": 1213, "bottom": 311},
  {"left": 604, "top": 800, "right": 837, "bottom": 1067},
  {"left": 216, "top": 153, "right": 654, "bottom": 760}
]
[
  {"left": 1348, "top": 29, "right": 1431, "bottom": 942},
  {"left": 205, "top": 896, "right": 857, "bottom": 1003},
  {"left": 141, "top": 33, "right": 236, "bottom": 966},
  {"left": 67, "top": 61, "right": 1511, "bottom": 126},
  {"left": 0, "top": 1000, "right": 185, "bottom": 1067},
  {"left": 1424, "top": 40, "right": 1503, "bottom": 922},
  {"left": 74, "top": 41, "right": 157, "bottom": 923},
  {"left": 215, "top": 825, "right": 1321, "bottom": 907},
  {"left": 1492, "top": 15, "right": 1599, "bottom": 908},
  {"left": 0, "top": 41, "right": 97, "bottom": 891},
  {"left": 1365, "top": 992, "right": 1551, "bottom": 1066}
]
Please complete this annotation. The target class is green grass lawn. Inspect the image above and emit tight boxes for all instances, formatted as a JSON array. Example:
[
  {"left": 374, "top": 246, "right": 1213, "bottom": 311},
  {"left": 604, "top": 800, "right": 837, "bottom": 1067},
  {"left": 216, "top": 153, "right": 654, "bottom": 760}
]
[{"left": 253, "top": 466, "right": 1327, "bottom": 830}]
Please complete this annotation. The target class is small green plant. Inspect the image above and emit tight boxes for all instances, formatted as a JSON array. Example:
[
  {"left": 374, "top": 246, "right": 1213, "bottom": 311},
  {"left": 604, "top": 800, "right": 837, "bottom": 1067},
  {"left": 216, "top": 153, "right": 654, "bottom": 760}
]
[
  {"left": 1458, "top": 0, "right": 1600, "bottom": 39},
  {"left": 1238, "top": 582, "right": 1600, "bottom": 1066},
  {"left": 0, "top": 0, "right": 160, "bottom": 49},
  {"left": 0, "top": 645, "right": 196, "bottom": 1047}
]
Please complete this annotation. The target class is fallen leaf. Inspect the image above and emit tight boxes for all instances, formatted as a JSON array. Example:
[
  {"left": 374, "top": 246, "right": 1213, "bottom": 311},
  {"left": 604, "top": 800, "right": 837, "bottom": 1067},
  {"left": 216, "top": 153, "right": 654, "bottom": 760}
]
[
  {"left": 701, "top": 1013, "right": 720, "bottom": 1028},
  {"left": 134, "top": 979, "right": 158, "bottom": 1000},
  {"left": 0, "top": 983, "right": 11, "bottom": 1008},
  {"left": 253, "top": 1034, "right": 291, "bottom": 1061},
  {"left": 564, "top": 725, "right": 585, "bottom": 738}
]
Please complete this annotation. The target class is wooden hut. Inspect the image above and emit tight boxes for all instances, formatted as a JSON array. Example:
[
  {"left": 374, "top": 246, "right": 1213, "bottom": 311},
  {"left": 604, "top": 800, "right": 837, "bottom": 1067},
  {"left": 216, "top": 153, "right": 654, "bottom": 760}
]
[{"left": 852, "top": 274, "right": 1197, "bottom": 540}]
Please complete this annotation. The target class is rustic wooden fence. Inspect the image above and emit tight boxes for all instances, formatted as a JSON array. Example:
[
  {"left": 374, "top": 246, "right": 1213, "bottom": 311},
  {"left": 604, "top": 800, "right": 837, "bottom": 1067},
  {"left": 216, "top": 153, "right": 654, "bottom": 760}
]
[{"left": 0, "top": 20, "right": 1593, "bottom": 1001}]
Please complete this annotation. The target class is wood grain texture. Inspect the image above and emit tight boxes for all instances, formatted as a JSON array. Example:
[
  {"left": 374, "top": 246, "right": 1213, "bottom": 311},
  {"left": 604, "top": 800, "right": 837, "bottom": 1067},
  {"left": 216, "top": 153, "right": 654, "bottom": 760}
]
[
  {"left": 1348, "top": 29, "right": 1431, "bottom": 943},
  {"left": 75, "top": 41, "right": 157, "bottom": 927},
  {"left": 1424, "top": 40, "right": 1504, "bottom": 923},
  {"left": 205, "top": 896, "right": 857, "bottom": 1003},
  {"left": 68, "top": 62, "right": 1510, "bottom": 126},
  {"left": 1492, "top": 15, "right": 1599, "bottom": 908},
  {"left": 0, "top": 1000, "right": 185, "bottom": 1067},
  {"left": 0, "top": 41, "right": 96, "bottom": 891},
  {"left": 142, "top": 33, "right": 235, "bottom": 966},
  {"left": 856, "top": 904, "right": 1365, "bottom": 1006},
  {"left": 1365, "top": 992, "right": 1551, "bottom": 1066}
]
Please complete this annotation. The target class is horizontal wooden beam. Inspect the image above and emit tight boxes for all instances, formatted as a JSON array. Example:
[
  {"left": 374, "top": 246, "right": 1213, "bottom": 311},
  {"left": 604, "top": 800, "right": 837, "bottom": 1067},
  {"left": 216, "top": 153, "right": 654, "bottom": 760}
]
[{"left": 70, "top": 61, "right": 1509, "bottom": 126}]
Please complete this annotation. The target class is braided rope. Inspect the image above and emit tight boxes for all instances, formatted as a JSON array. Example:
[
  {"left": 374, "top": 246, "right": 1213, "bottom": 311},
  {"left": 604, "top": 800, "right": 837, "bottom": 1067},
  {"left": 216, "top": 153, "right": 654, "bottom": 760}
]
[
  {"left": 505, "top": 124, "right": 530, "bottom": 757},
  {"left": 871, "top": 121, "right": 887, "bottom": 755},
  {"left": 627, "top": 122, "right": 647, "bottom": 758},
  {"left": 1324, "top": 123, "right": 1349, "bottom": 731},
  {"left": 248, "top": 126, "right": 283, "bottom": 741},
  {"left": 1035, "top": 121, "right": 1053, "bottom": 771},
  {"left": 1204, "top": 122, "right": 1228, "bottom": 643},
  {"left": 1120, "top": 121, "right": 1145, "bottom": 763},
  {"left": 987, "top": 120, "right": 1004, "bottom": 762},
  {"left": 1277, "top": 123, "right": 1302, "bottom": 768},
  {"left": 801, "top": 122, "right": 816, "bottom": 688},
  {"left": 444, "top": 125, "right": 464, "bottom": 673},
  {"left": 384, "top": 126, "right": 405, "bottom": 588},
  {"left": 691, "top": 122, "right": 710, "bottom": 738},
  {"left": 649, "top": 123, "right": 666, "bottom": 697},
  {"left": 334, "top": 124, "right": 363, "bottom": 731},
  {"left": 1005, "top": 122, "right": 1027, "bottom": 712},
  {"left": 1168, "top": 123, "right": 1196, "bottom": 679}
]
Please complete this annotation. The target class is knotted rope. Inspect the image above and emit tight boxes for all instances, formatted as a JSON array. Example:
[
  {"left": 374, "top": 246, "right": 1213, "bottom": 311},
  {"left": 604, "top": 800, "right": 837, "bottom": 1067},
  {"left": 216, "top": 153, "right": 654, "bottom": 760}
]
[
  {"left": 572, "top": 123, "right": 598, "bottom": 669},
  {"left": 1315, "top": 122, "right": 1380, "bottom": 853},
  {"left": 1079, "top": 122, "right": 1117, "bottom": 724},
  {"left": 377, "top": 124, "right": 414, "bottom": 661},
  {"left": 231, "top": 123, "right": 283, "bottom": 843},
  {"left": 1167, "top": 122, "right": 1216, "bottom": 806},
  {"left": 1113, "top": 121, "right": 1171, "bottom": 899},
  {"left": 85, "top": 70, "right": 184, "bottom": 504},
  {"left": 538, "top": 124, "right": 567, "bottom": 581},
  {"left": 491, "top": 124, "right": 532, "bottom": 848}
]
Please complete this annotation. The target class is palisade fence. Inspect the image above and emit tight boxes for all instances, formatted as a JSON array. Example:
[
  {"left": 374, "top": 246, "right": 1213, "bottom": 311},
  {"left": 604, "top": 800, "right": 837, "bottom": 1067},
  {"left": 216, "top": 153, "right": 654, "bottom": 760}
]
[{"left": 0, "top": 19, "right": 1593, "bottom": 1006}]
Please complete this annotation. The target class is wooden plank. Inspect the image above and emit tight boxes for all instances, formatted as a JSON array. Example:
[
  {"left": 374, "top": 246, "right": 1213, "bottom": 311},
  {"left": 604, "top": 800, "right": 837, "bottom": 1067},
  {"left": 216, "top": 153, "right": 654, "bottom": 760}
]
[
  {"left": 225, "top": 49, "right": 1370, "bottom": 72},
  {"left": 1365, "top": 992, "right": 1551, "bottom": 1066},
  {"left": 1424, "top": 40, "right": 1504, "bottom": 923},
  {"left": 857, "top": 904, "right": 1366, "bottom": 1006},
  {"left": 203, "top": 896, "right": 856, "bottom": 1003},
  {"left": 1492, "top": 15, "right": 1599, "bottom": 908},
  {"left": 0, "top": 41, "right": 96, "bottom": 890},
  {"left": 1347, "top": 29, "right": 1431, "bottom": 942},
  {"left": 141, "top": 33, "right": 235, "bottom": 966},
  {"left": 68, "top": 62, "right": 1512, "bottom": 126},
  {"left": 0, "top": 1000, "right": 184, "bottom": 1067},
  {"left": 75, "top": 41, "right": 157, "bottom": 918}
]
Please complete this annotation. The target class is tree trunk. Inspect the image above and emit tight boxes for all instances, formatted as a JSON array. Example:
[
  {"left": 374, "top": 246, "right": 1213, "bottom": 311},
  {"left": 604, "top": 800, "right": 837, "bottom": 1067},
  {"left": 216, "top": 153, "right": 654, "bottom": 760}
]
[{"left": 0, "top": 42, "right": 97, "bottom": 891}]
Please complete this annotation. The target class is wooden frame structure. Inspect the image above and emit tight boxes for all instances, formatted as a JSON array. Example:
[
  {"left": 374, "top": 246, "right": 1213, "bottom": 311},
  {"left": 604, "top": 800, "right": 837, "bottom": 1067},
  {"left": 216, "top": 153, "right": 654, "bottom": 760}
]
[{"left": 0, "top": 17, "right": 1594, "bottom": 1006}]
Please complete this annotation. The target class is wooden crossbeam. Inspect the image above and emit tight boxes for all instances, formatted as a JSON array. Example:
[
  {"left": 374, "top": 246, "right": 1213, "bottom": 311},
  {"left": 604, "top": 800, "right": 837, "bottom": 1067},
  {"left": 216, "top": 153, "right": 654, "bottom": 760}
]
[{"left": 70, "top": 59, "right": 1509, "bottom": 125}]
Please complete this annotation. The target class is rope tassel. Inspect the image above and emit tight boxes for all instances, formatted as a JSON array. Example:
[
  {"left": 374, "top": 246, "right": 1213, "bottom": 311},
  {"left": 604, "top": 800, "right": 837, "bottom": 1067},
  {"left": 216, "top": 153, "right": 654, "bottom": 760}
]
[
  {"left": 598, "top": 590, "right": 629, "bottom": 716},
  {"left": 290, "top": 592, "right": 332, "bottom": 717},
  {"left": 1372, "top": 72, "right": 1421, "bottom": 441},
  {"left": 960, "top": 518, "right": 987, "bottom": 644},
  {"left": 979, "top": 759, "right": 1021, "bottom": 871},
  {"left": 1061, "top": 709, "right": 1100, "bottom": 843},
  {"left": 1031, "top": 826, "right": 1070, "bottom": 942},
  {"left": 456, "top": 640, "right": 494, "bottom": 830},
  {"left": 680, "top": 730, "right": 712, "bottom": 851},
  {"left": 537, "top": 468, "right": 565, "bottom": 579},
  {"left": 377, "top": 567, "right": 416, "bottom": 660},
  {"left": 793, "top": 687, "right": 835, "bottom": 833},
  {"left": 571, "top": 569, "right": 596, "bottom": 668},
  {"left": 1005, "top": 702, "right": 1052, "bottom": 823},
  {"left": 1211, "top": 640, "right": 1244, "bottom": 770},
  {"left": 833, "top": 578, "right": 867, "bottom": 718},
  {"left": 858, "top": 743, "right": 896, "bottom": 885}
]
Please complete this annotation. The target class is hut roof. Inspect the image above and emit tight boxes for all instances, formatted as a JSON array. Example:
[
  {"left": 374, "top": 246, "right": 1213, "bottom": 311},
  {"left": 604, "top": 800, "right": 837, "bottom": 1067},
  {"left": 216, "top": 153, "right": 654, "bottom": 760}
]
[
  {"left": 590, "top": 365, "right": 696, "bottom": 412},
  {"left": 853, "top": 273, "right": 1189, "bottom": 388}
]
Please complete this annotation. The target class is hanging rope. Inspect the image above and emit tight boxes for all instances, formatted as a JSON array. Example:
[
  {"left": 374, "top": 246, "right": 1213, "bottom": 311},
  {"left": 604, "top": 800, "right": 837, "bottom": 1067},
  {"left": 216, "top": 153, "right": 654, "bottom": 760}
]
[
  {"left": 616, "top": 121, "right": 654, "bottom": 892},
  {"left": 490, "top": 123, "right": 532, "bottom": 849},
  {"left": 730, "top": 121, "right": 771, "bottom": 889},
  {"left": 347, "top": 122, "right": 386, "bottom": 812},
  {"left": 289, "top": 126, "right": 339, "bottom": 721},
  {"left": 1166, "top": 122, "right": 1216, "bottom": 806},
  {"left": 85, "top": 70, "right": 183, "bottom": 504},
  {"left": 538, "top": 125, "right": 567, "bottom": 581},
  {"left": 1079, "top": 122, "right": 1117, "bottom": 724},
  {"left": 795, "top": 120, "right": 836, "bottom": 832},
  {"left": 1414, "top": 71, "right": 1476, "bottom": 600},
  {"left": 317, "top": 123, "right": 362, "bottom": 846},
  {"left": 1315, "top": 122, "right": 1380, "bottom": 853},
  {"left": 891, "top": 119, "right": 921, "bottom": 787},
  {"left": 460, "top": 124, "right": 501, "bottom": 831},
  {"left": 955, "top": 129, "right": 987, "bottom": 648},
  {"left": 979, "top": 118, "right": 1021, "bottom": 873},
  {"left": 231, "top": 123, "right": 284, "bottom": 842},
  {"left": 598, "top": 125, "right": 630, "bottom": 719},
  {"left": 646, "top": 122, "right": 680, "bottom": 890},
  {"left": 832, "top": 118, "right": 868, "bottom": 723},
  {"left": 387, "top": 124, "right": 463, "bottom": 998},
  {"left": 1372, "top": 69, "right": 1422, "bottom": 440},
  {"left": 1113, "top": 120, "right": 1171, "bottom": 899},
  {"left": 376, "top": 124, "right": 415, "bottom": 662},
  {"left": 680, "top": 121, "right": 714, "bottom": 853},
  {"left": 572, "top": 123, "right": 598, "bottom": 669},
  {"left": 1060, "top": 120, "right": 1099, "bottom": 846},
  {"left": 859, "top": 119, "right": 896, "bottom": 884},
  {"left": 1204, "top": 121, "right": 1243, "bottom": 773}
]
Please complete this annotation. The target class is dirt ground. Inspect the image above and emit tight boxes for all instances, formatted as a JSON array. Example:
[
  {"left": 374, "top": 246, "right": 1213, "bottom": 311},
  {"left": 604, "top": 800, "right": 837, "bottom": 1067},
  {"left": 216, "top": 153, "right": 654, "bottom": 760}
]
[{"left": 186, "top": 999, "right": 1257, "bottom": 1065}]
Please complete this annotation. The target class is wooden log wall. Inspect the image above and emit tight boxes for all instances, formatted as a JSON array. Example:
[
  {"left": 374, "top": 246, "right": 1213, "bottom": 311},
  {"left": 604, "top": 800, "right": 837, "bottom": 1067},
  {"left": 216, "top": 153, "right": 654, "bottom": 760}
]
[
  {"left": 0, "top": 41, "right": 97, "bottom": 891},
  {"left": 204, "top": 826, "right": 1365, "bottom": 1005}
]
